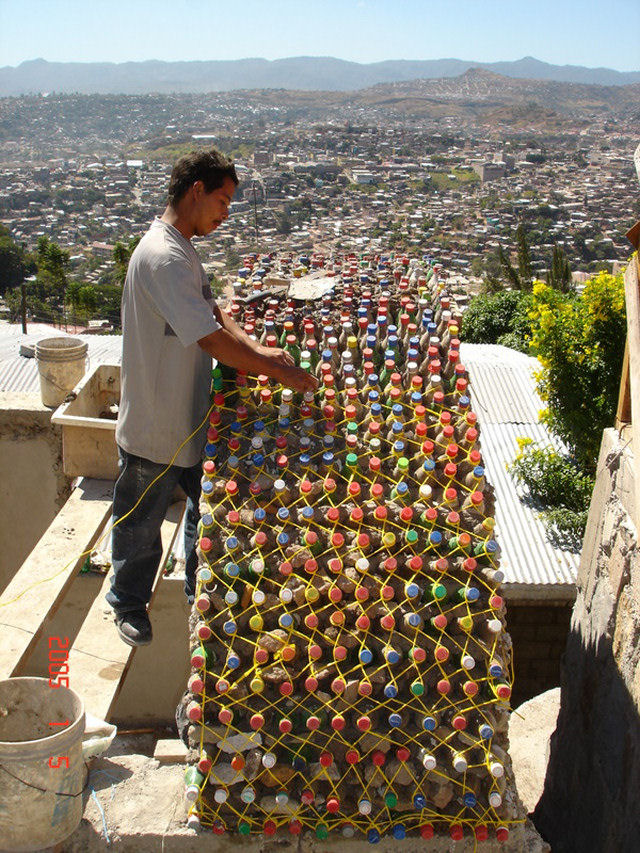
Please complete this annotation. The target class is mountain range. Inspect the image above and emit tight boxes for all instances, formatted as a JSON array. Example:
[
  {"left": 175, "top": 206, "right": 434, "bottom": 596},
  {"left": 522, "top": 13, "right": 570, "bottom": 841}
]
[{"left": 0, "top": 55, "right": 638, "bottom": 96}]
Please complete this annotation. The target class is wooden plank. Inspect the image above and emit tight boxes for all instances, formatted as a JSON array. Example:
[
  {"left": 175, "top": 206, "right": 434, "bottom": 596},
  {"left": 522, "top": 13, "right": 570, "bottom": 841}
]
[
  {"left": 153, "top": 738, "right": 188, "bottom": 764},
  {"left": 66, "top": 501, "right": 185, "bottom": 721},
  {"left": 616, "top": 338, "right": 631, "bottom": 429},
  {"left": 0, "top": 478, "right": 114, "bottom": 680},
  {"left": 624, "top": 259, "right": 640, "bottom": 531}
]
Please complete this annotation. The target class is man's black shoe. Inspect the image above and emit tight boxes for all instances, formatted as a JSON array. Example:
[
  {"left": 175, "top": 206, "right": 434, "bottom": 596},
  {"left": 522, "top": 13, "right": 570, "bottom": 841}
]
[{"left": 114, "top": 610, "right": 152, "bottom": 646}]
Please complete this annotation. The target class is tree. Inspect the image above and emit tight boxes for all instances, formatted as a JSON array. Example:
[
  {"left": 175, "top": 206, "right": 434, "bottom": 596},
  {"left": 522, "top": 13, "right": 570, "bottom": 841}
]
[
  {"left": 529, "top": 272, "right": 626, "bottom": 471},
  {"left": 516, "top": 224, "right": 533, "bottom": 290},
  {"left": 112, "top": 236, "right": 141, "bottom": 285},
  {"left": 35, "top": 235, "right": 69, "bottom": 303},
  {"left": 546, "top": 245, "right": 573, "bottom": 293},
  {"left": 0, "top": 225, "right": 35, "bottom": 296}
]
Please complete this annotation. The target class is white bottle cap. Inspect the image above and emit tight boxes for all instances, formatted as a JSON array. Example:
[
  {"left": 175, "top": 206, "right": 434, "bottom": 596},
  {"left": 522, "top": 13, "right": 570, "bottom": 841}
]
[
  {"left": 214, "top": 788, "right": 228, "bottom": 803},
  {"left": 252, "top": 590, "right": 266, "bottom": 605},
  {"left": 251, "top": 559, "right": 265, "bottom": 574},
  {"left": 489, "top": 761, "right": 504, "bottom": 778},
  {"left": 262, "top": 752, "right": 277, "bottom": 768},
  {"left": 422, "top": 754, "right": 437, "bottom": 771},
  {"left": 461, "top": 653, "right": 476, "bottom": 670},
  {"left": 453, "top": 755, "right": 468, "bottom": 773},
  {"left": 358, "top": 799, "right": 372, "bottom": 815}
]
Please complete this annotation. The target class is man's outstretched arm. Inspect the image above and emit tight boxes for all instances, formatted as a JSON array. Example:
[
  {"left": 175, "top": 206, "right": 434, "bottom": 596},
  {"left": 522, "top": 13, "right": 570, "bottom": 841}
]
[{"left": 198, "top": 327, "right": 317, "bottom": 394}]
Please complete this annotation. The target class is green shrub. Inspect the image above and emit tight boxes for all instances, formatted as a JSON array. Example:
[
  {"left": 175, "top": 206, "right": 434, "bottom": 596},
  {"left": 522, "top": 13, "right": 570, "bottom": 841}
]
[
  {"left": 529, "top": 272, "right": 626, "bottom": 471},
  {"left": 463, "top": 290, "right": 533, "bottom": 352},
  {"left": 509, "top": 439, "right": 595, "bottom": 549}
]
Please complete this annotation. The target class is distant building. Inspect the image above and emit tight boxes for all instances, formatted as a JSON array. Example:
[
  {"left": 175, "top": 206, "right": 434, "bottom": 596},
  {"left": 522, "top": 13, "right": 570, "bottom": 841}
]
[{"left": 473, "top": 162, "right": 506, "bottom": 183}]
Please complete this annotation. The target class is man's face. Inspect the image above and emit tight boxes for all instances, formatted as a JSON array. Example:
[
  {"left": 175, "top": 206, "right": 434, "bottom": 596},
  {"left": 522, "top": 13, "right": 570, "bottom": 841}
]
[{"left": 192, "top": 176, "right": 236, "bottom": 237}]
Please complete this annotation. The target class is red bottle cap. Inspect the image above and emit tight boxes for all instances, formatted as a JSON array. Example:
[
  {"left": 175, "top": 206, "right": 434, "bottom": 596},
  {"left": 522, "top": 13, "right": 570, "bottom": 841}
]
[
  {"left": 420, "top": 824, "right": 434, "bottom": 840},
  {"left": 475, "top": 825, "right": 488, "bottom": 841},
  {"left": 305, "top": 613, "right": 319, "bottom": 629},
  {"left": 450, "top": 825, "right": 464, "bottom": 841},
  {"left": 334, "top": 645, "right": 347, "bottom": 661},
  {"left": 356, "top": 614, "right": 370, "bottom": 630},
  {"left": 452, "top": 714, "right": 467, "bottom": 730},
  {"left": 372, "top": 749, "right": 385, "bottom": 765},
  {"left": 249, "top": 713, "right": 264, "bottom": 730},
  {"left": 319, "top": 752, "right": 333, "bottom": 767},
  {"left": 331, "top": 714, "right": 346, "bottom": 730},
  {"left": 384, "top": 557, "right": 397, "bottom": 572},
  {"left": 437, "top": 679, "right": 451, "bottom": 695},
  {"left": 279, "top": 561, "right": 292, "bottom": 576},
  {"left": 326, "top": 507, "right": 340, "bottom": 522},
  {"left": 279, "top": 682, "right": 293, "bottom": 696},
  {"left": 279, "top": 717, "right": 292, "bottom": 734},
  {"left": 305, "top": 677, "right": 318, "bottom": 694},
  {"left": 396, "top": 747, "right": 410, "bottom": 762},
  {"left": 408, "top": 555, "right": 423, "bottom": 571},
  {"left": 305, "top": 558, "right": 318, "bottom": 574},
  {"left": 326, "top": 797, "right": 340, "bottom": 814},
  {"left": 345, "top": 749, "right": 360, "bottom": 765},
  {"left": 380, "top": 614, "right": 395, "bottom": 630}
]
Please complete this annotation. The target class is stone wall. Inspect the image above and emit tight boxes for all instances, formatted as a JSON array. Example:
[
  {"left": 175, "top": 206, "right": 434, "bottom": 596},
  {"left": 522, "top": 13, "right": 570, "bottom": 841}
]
[
  {"left": 534, "top": 428, "right": 640, "bottom": 852},
  {"left": 0, "top": 393, "right": 72, "bottom": 593}
]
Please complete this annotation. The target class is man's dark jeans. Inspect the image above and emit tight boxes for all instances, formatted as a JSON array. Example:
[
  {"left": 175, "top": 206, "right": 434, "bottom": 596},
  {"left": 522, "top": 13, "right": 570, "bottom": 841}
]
[{"left": 106, "top": 446, "right": 201, "bottom": 614}]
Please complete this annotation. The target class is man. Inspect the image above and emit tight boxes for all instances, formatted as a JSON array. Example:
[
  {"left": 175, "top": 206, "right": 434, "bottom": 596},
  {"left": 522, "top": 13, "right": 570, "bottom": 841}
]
[{"left": 107, "top": 149, "right": 316, "bottom": 646}]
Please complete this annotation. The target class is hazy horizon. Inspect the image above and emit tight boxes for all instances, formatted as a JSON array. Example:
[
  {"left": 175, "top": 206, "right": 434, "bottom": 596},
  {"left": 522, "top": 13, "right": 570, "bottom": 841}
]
[{"left": 0, "top": 0, "right": 638, "bottom": 72}]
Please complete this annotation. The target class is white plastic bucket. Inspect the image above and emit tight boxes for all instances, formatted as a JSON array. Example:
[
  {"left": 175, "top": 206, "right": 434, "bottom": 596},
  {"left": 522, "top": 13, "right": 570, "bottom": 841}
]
[
  {"left": 0, "top": 677, "right": 86, "bottom": 852},
  {"left": 35, "top": 337, "right": 88, "bottom": 408}
]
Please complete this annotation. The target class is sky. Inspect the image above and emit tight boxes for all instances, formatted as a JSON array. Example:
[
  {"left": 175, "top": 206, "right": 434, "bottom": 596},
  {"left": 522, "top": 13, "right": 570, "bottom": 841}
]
[{"left": 1, "top": 0, "right": 639, "bottom": 71}]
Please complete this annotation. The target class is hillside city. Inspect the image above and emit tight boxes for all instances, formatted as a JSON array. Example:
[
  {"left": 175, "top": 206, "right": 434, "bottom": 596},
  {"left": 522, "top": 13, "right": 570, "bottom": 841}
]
[{"left": 0, "top": 71, "right": 639, "bottom": 325}]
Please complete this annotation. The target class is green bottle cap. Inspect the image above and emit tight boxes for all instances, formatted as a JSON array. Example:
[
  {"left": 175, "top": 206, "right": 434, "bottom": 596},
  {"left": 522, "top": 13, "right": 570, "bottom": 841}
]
[
  {"left": 300, "top": 360, "right": 311, "bottom": 371},
  {"left": 411, "top": 681, "right": 424, "bottom": 696},
  {"left": 405, "top": 529, "right": 419, "bottom": 544},
  {"left": 316, "top": 824, "right": 329, "bottom": 839},
  {"left": 432, "top": 582, "right": 447, "bottom": 600},
  {"left": 385, "top": 792, "right": 398, "bottom": 808},
  {"left": 347, "top": 421, "right": 358, "bottom": 435},
  {"left": 238, "top": 820, "right": 251, "bottom": 835},
  {"left": 398, "top": 457, "right": 409, "bottom": 471},
  {"left": 346, "top": 453, "right": 358, "bottom": 469}
]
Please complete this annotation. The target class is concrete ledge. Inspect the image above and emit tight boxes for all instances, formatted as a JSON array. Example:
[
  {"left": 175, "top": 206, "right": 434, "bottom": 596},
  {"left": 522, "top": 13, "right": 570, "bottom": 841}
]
[{"left": 502, "top": 583, "right": 576, "bottom": 605}]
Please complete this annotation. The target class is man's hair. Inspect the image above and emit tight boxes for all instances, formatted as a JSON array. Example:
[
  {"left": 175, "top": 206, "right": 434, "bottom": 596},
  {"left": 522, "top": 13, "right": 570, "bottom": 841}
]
[{"left": 167, "top": 149, "right": 239, "bottom": 206}]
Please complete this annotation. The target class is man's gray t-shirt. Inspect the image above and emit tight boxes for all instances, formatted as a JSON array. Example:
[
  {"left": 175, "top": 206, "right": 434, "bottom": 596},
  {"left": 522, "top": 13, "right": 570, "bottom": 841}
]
[{"left": 116, "top": 218, "right": 220, "bottom": 467}]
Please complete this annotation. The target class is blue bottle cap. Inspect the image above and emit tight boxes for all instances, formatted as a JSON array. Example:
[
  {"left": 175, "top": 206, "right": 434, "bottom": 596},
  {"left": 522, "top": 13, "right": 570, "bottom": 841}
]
[
  {"left": 277, "top": 532, "right": 290, "bottom": 546},
  {"left": 204, "top": 443, "right": 217, "bottom": 458},
  {"left": 322, "top": 451, "right": 334, "bottom": 466},
  {"left": 384, "top": 683, "right": 398, "bottom": 699},
  {"left": 227, "top": 454, "right": 240, "bottom": 469},
  {"left": 278, "top": 417, "right": 290, "bottom": 430},
  {"left": 323, "top": 435, "right": 335, "bottom": 448},
  {"left": 279, "top": 613, "right": 293, "bottom": 628},
  {"left": 371, "top": 401, "right": 382, "bottom": 415},
  {"left": 388, "top": 713, "right": 402, "bottom": 728},
  {"left": 277, "top": 507, "right": 290, "bottom": 521},
  {"left": 252, "top": 453, "right": 265, "bottom": 468},
  {"left": 396, "top": 481, "right": 408, "bottom": 495},
  {"left": 388, "top": 335, "right": 398, "bottom": 349},
  {"left": 392, "top": 421, "right": 403, "bottom": 434},
  {"left": 388, "top": 324, "right": 397, "bottom": 335},
  {"left": 224, "top": 590, "right": 238, "bottom": 606},
  {"left": 406, "top": 613, "right": 421, "bottom": 628},
  {"left": 253, "top": 420, "right": 265, "bottom": 432},
  {"left": 391, "top": 403, "right": 403, "bottom": 416},
  {"left": 299, "top": 453, "right": 311, "bottom": 466},
  {"left": 405, "top": 583, "right": 420, "bottom": 599},
  {"left": 201, "top": 513, "right": 213, "bottom": 527},
  {"left": 428, "top": 322, "right": 437, "bottom": 334},
  {"left": 489, "top": 662, "right": 503, "bottom": 678},
  {"left": 413, "top": 794, "right": 427, "bottom": 810},
  {"left": 407, "top": 348, "right": 419, "bottom": 361},
  {"left": 291, "top": 756, "right": 307, "bottom": 771},
  {"left": 225, "top": 536, "right": 238, "bottom": 550},
  {"left": 202, "top": 481, "right": 214, "bottom": 496},
  {"left": 392, "top": 824, "right": 406, "bottom": 840},
  {"left": 486, "top": 540, "right": 499, "bottom": 553},
  {"left": 423, "top": 458, "right": 436, "bottom": 472},
  {"left": 473, "top": 466, "right": 485, "bottom": 477},
  {"left": 367, "top": 829, "right": 380, "bottom": 844},
  {"left": 384, "top": 349, "right": 395, "bottom": 362},
  {"left": 359, "top": 648, "right": 373, "bottom": 665},
  {"left": 385, "top": 648, "right": 400, "bottom": 664},
  {"left": 422, "top": 715, "right": 437, "bottom": 731},
  {"left": 227, "top": 653, "right": 240, "bottom": 669},
  {"left": 411, "top": 391, "right": 422, "bottom": 404},
  {"left": 421, "top": 315, "right": 430, "bottom": 328},
  {"left": 254, "top": 508, "right": 266, "bottom": 522},
  {"left": 463, "top": 793, "right": 477, "bottom": 808},
  {"left": 409, "top": 335, "right": 420, "bottom": 348},
  {"left": 458, "top": 395, "right": 470, "bottom": 408},
  {"left": 368, "top": 373, "right": 379, "bottom": 386},
  {"left": 429, "top": 531, "right": 443, "bottom": 545},
  {"left": 223, "top": 620, "right": 237, "bottom": 635},
  {"left": 301, "top": 506, "right": 314, "bottom": 520},
  {"left": 358, "top": 307, "right": 368, "bottom": 318},
  {"left": 479, "top": 724, "right": 494, "bottom": 739},
  {"left": 230, "top": 421, "right": 242, "bottom": 434},
  {"left": 224, "top": 562, "right": 240, "bottom": 577},
  {"left": 378, "top": 315, "right": 387, "bottom": 327},
  {"left": 367, "top": 323, "right": 377, "bottom": 335},
  {"left": 322, "top": 349, "right": 332, "bottom": 361},
  {"left": 464, "top": 586, "right": 480, "bottom": 601}
]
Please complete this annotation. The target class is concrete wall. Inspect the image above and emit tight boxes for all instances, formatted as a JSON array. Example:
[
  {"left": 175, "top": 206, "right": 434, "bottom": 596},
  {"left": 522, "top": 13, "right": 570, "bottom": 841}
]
[
  {"left": 0, "top": 393, "right": 72, "bottom": 593},
  {"left": 534, "top": 428, "right": 640, "bottom": 852}
]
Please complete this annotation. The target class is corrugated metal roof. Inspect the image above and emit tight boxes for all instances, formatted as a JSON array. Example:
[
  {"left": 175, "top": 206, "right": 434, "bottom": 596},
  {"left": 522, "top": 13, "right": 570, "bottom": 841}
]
[
  {"left": 462, "top": 343, "right": 580, "bottom": 592},
  {"left": 0, "top": 322, "right": 122, "bottom": 393}
]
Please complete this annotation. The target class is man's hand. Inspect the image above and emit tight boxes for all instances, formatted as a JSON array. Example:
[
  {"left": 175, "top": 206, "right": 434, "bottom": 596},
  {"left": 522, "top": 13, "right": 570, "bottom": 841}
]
[
  {"left": 273, "top": 362, "right": 319, "bottom": 394},
  {"left": 259, "top": 346, "right": 295, "bottom": 368}
]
